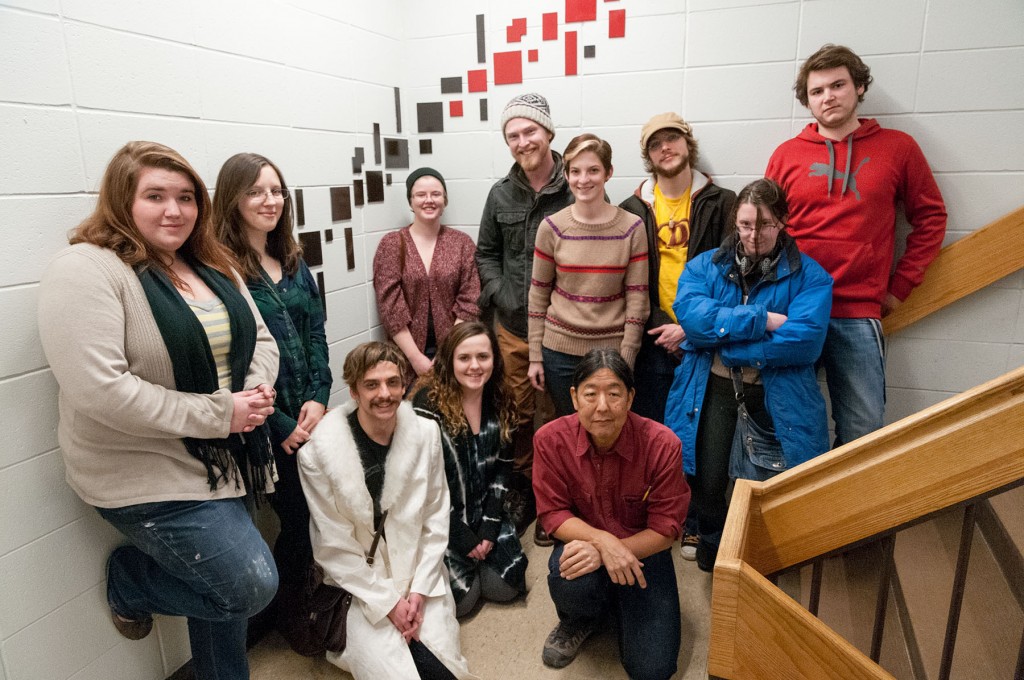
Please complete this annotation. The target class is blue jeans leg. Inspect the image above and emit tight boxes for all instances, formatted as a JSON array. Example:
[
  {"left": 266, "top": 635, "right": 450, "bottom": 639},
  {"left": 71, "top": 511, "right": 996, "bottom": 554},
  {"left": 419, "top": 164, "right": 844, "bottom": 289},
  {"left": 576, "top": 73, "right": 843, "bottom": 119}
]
[
  {"left": 548, "top": 542, "right": 680, "bottom": 680},
  {"left": 542, "top": 347, "right": 582, "bottom": 418},
  {"left": 97, "top": 498, "right": 278, "bottom": 680},
  {"left": 820, "top": 318, "right": 886, "bottom": 447},
  {"left": 617, "top": 548, "right": 681, "bottom": 680}
]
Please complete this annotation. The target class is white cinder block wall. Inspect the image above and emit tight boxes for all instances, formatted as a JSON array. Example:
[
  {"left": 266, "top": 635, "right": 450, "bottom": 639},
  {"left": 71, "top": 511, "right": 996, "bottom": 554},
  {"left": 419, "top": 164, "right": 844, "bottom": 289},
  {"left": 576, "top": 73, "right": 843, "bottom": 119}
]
[{"left": 1, "top": 1, "right": 1022, "bottom": 678}]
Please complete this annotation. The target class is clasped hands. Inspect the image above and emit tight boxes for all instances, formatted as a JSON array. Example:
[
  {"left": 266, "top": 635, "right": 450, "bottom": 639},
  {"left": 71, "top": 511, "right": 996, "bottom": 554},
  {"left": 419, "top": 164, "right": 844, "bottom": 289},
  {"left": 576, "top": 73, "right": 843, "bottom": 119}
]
[
  {"left": 388, "top": 592, "right": 426, "bottom": 643},
  {"left": 558, "top": 535, "right": 647, "bottom": 588},
  {"left": 229, "top": 384, "right": 275, "bottom": 433}
]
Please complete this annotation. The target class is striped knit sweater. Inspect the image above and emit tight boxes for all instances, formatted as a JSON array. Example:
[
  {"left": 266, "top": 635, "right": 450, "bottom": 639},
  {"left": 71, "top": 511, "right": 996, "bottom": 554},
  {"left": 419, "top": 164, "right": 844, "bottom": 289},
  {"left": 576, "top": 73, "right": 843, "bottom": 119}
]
[{"left": 528, "top": 205, "right": 650, "bottom": 366}]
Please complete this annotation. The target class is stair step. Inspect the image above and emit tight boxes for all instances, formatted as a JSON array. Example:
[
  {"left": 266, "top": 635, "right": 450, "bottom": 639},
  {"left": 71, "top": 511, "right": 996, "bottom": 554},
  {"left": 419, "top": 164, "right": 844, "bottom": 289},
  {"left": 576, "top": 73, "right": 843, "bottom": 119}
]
[{"left": 893, "top": 506, "right": 1023, "bottom": 679}]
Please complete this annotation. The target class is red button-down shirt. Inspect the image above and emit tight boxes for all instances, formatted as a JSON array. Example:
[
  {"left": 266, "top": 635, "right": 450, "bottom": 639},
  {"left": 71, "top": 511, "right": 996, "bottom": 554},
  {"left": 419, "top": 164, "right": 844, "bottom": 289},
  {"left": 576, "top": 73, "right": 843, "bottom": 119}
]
[{"left": 533, "top": 412, "right": 690, "bottom": 540}]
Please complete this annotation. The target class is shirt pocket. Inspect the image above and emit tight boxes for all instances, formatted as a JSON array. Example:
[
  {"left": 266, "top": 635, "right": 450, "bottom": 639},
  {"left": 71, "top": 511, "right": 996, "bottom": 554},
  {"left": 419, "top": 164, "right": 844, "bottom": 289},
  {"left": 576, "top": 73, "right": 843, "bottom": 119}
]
[
  {"left": 496, "top": 211, "right": 527, "bottom": 252},
  {"left": 621, "top": 494, "right": 648, "bottom": 531}
]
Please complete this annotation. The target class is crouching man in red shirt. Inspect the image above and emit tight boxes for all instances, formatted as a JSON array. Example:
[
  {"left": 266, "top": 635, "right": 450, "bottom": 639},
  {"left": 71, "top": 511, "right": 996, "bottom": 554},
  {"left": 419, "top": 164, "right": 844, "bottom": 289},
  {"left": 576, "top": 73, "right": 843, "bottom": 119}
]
[{"left": 533, "top": 348, "right": 690, "bottom": 679}]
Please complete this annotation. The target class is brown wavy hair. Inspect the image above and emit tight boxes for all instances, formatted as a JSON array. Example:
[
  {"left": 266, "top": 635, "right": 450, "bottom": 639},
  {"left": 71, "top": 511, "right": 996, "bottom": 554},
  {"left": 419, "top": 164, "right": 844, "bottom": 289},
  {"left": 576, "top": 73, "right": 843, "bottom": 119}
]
[
  {"left": 795, "top": 44, "right": 873, "bottom": 107},
  {"left": 213, "top": 152, "right": 300, "bottom": 281},
  {"left": 411, "top": 321, "right": 517, "bottom": 443},
  {"left": 343, "top": 341, "right": 410, "bottom": 391},
  {"left": 563, "top": 133, "right": 613, "bottom": 173},
  {"left": 70, "top": 141, "right": 235, "bottom": 282}
]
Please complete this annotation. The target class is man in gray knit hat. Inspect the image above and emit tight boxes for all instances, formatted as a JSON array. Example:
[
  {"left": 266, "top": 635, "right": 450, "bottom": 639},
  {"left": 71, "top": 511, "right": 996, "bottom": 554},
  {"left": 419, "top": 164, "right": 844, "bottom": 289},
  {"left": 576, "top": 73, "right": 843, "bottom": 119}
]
[{"left": 476, "top": 93, "right": 572, "bottom": 547}]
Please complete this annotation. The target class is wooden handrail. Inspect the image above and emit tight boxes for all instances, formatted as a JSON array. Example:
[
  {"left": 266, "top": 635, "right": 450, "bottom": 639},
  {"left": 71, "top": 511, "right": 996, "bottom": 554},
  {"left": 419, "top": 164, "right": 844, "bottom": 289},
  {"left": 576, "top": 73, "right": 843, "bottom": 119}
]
[
  {"left": 883, "top": 206, "right": 1024, "bottom": 335},
  {"left": 709, "top": 366, "right": 1024, "bottom": 679}
]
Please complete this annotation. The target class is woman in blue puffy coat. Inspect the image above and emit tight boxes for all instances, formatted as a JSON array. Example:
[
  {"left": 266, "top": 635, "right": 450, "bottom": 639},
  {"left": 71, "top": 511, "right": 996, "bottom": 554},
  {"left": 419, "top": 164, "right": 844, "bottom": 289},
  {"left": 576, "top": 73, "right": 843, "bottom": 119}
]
[{"left": 665, "top": 178, "right": 832, "bottom": 571}]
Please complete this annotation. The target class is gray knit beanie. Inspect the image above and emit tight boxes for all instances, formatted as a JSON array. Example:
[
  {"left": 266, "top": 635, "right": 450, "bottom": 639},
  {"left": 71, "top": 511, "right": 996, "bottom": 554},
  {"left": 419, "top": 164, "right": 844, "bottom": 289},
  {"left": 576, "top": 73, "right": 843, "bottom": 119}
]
[{"left": 501, "top": 93, "right": 555, "bottom": 139}]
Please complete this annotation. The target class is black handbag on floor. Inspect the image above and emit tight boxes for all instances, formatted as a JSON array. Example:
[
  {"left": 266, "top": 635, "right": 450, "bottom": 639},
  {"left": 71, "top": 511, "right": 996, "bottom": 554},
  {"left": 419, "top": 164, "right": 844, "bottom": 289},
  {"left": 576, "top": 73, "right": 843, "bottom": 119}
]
[{"left": 279, "top": 510, "right": 388, "bottom": 657}]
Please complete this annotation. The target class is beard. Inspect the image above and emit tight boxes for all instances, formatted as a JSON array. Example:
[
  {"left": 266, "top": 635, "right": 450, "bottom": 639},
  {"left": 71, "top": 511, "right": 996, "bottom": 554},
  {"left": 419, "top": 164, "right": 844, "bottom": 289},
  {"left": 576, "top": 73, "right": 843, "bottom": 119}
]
[{"left": 655, "top": 155, "right": 688, "bottom": 179}]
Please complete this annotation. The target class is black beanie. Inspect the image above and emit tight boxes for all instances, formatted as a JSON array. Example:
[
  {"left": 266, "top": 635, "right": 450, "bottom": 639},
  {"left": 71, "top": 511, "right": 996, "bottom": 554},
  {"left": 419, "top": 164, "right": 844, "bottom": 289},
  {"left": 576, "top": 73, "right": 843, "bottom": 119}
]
[{"left": 406, "top": 167, "right": 446, "bottom": 202}]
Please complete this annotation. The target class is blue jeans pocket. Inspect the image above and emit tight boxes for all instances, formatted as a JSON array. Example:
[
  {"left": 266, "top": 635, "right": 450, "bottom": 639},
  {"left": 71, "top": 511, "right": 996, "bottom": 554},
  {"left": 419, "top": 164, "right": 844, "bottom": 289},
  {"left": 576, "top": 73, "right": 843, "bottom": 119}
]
[{"left": 729, "top": 404, "right": 787, "bottom": 482}]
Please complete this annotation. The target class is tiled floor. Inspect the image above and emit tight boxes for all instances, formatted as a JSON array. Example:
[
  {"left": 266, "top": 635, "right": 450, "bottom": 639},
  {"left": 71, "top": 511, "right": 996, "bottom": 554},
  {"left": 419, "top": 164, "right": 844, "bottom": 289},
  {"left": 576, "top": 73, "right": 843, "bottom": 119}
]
[{"left": 249, "top": 524, "right": 714, "bottom": 679}]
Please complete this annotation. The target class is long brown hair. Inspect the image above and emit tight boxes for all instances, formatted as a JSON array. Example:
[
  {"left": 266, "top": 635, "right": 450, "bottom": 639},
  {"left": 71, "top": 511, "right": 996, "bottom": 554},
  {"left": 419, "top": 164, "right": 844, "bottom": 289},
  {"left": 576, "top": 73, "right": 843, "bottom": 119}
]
[
  {"left": 213, "top": 152, "right": 300, "bottom": 281},
  {"left": 70, "top": 141, "right": 235, "bottom": 281},
  {"left": 412, "top": 322, "right": 517, "bottom": 443}
]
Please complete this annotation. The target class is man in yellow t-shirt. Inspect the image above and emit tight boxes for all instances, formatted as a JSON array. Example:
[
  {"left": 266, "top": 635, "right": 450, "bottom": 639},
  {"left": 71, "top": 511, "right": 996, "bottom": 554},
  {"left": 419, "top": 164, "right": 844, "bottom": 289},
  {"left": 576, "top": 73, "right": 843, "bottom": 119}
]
[{"left": 619, "top": 113, "right": 736, "bottom": 559}]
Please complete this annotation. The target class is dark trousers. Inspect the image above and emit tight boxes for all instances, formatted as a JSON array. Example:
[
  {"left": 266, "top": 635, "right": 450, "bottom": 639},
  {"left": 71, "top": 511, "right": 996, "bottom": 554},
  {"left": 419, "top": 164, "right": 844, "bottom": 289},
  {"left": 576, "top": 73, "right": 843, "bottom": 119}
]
[
  {"left": 547, "top": 541, "right": 680, "bottom": 680},
  {"left": 268, "top": 448, "right": 313, "bottom": 587}
]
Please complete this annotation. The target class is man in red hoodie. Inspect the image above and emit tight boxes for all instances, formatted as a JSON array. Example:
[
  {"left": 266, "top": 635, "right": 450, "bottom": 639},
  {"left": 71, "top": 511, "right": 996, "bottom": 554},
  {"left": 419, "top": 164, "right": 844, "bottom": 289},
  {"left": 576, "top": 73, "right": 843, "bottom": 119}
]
[{"left": 766, "top": 44, "right": 946, "bottom": 447}]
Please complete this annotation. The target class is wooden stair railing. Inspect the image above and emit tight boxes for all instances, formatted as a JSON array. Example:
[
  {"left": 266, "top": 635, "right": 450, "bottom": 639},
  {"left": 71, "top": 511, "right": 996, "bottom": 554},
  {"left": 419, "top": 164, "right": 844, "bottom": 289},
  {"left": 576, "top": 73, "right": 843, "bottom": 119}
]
[
  {"left": 882, "top": 206, "right": 1024, "bottom": 335},
  {"left": 709, "top": 366, "right": 1024, "bottom": 680}
]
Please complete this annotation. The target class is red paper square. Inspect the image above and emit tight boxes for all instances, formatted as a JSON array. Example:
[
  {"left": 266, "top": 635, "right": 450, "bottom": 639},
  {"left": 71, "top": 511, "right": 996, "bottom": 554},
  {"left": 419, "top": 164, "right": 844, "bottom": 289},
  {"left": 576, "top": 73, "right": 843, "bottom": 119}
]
[
  {"left": 542, "top": 12, "right": 558, "bottom": 40},
  {"left": 564, "top": 31, "right": 578, "bottom": 76},
  {"left": 449, "top": 100, "right": 463, "bottom": 117},
  {"left": 494, "top": 51, "right": 523, "bottom": 85},
  {"left": 528, "top": 49, "right": 539, "bottom": 63},
  {"left": 566, "top": 0, "right": 596, "bottom": 23},
  {"left": 609, "top": 9, "right": 625, "bottom": 38},
  {"left": 467, "top": 69, "right": 488, "bottom": 93},
  {"left": 507, "top": 17, "right": 527, "bottom": 42}
]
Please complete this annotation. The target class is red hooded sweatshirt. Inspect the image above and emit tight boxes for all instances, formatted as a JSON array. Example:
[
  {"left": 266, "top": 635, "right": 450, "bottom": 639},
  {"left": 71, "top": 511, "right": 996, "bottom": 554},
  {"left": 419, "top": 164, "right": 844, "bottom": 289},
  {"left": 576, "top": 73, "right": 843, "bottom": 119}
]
[{"left": 766, "top": 119, "right": 946, "bottom": 319}]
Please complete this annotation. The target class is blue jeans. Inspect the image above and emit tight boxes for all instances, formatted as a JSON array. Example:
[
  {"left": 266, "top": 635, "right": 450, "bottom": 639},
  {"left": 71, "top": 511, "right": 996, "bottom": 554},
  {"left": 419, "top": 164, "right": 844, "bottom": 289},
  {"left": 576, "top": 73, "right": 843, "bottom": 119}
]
[
  {"left": 542, "top": 347, "right": 582, "bottom": 417},
  {"left": 547, "top": 541, "right": 680, "bottom": 680},
  {"left": 97, "top": 498, "right": 278, "bottom": 680},
  {"left": 819, "top": 318, "right": 886, "bottom": 447}
]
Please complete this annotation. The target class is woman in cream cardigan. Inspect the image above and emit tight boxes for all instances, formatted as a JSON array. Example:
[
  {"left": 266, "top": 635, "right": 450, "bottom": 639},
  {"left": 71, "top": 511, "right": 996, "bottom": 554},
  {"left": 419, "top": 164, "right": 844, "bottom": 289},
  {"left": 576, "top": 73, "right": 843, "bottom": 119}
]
[{"left": 38, "top": 141, "right": 280, "bottom": 680}]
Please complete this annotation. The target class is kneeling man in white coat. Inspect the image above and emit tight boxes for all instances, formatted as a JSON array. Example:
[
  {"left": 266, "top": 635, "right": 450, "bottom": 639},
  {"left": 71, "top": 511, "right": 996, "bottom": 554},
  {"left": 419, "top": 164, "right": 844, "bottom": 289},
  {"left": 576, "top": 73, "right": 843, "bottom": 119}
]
[{"left": 298, "top": 341, "right": 478, "bottom": 680}]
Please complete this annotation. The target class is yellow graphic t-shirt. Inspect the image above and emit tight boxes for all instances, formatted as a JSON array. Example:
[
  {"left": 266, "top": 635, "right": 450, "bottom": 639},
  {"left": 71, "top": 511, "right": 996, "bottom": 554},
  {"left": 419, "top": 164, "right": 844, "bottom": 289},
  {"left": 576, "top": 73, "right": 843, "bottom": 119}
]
[{"left": 653, "top": 183, "right": 691, "bottom": 322}]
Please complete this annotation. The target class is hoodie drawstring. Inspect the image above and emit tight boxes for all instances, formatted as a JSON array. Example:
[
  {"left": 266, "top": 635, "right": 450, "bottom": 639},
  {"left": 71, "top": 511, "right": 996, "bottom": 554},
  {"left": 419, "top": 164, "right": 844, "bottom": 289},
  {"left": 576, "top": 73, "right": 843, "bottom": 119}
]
[
  {"left": 841, "top": 133, "right": 854, "bottom": 197},
  {"left": 823, "top": 133, "right": 856, "bottom": 197},
  {"left": 825, "top": 139, "right": 835, "bottom": 197}
]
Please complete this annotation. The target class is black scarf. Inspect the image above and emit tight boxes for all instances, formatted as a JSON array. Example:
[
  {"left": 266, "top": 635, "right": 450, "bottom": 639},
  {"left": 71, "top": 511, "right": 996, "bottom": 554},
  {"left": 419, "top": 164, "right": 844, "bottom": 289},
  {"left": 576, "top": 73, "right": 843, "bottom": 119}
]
[{"left": 136, "top": 260, "right": 273, "bottom": 500}]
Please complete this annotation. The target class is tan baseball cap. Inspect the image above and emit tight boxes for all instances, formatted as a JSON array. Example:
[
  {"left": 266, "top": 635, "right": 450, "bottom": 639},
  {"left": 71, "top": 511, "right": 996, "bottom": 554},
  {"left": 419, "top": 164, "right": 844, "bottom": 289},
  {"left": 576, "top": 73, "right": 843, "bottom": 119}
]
[{"left": 640, "top": 112, "right": 693, "bottom": 150}]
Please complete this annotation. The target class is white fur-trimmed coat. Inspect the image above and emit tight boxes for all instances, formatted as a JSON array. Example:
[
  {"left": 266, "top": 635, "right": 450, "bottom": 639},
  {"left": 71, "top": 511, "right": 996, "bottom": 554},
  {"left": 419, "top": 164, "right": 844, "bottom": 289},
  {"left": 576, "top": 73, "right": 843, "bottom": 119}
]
[{"left": 297, "top": 400, "right": 477, "bottom": 679}]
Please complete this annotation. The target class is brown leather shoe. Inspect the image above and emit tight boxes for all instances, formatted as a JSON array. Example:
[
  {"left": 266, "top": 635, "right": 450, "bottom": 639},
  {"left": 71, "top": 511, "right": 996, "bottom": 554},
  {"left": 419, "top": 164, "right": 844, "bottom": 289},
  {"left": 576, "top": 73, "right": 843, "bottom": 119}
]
[
  {"left": 533, "top": 521, "right": 554, "bottom": 547},
  {"left": 110, "top": 610, "right": 153, "bottom": 640}
]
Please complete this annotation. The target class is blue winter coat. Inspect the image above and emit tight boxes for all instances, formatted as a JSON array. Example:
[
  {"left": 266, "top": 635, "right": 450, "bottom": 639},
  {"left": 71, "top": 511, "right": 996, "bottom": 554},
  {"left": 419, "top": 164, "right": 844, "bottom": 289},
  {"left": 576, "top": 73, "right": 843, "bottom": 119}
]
[{"left": 665, "top": 233, "right": 833, "bottom": 476}]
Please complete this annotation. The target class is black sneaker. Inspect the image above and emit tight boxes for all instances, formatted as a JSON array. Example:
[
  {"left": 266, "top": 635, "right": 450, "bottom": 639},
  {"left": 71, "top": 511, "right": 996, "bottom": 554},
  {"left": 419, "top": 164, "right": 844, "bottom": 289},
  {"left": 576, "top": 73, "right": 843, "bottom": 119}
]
[{"left": 542, "top": 621, "right": 595, "bottom": 668}]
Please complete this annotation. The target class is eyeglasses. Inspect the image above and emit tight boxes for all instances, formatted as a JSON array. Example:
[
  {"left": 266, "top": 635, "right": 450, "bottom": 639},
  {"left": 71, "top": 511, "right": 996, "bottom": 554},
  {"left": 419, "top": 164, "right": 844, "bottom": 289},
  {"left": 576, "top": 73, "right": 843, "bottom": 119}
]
[
  {"left": 646, "top": 131, "right": 683, "bottom": 152},
  {"left": 736, "top": 221, "right": 781, "bottom": 236},
  {"left": 244, "top": 188, "right": 289, "bottom": 202}
]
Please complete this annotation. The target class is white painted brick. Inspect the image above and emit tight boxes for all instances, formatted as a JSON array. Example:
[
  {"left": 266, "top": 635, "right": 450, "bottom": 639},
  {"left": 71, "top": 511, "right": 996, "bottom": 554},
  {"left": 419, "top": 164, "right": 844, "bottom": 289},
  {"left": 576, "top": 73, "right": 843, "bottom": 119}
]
[
  {"left": 193, "top": 0, "right": 288, "bottom": 64},
  {"left": 1007, "top": 345, "right": 1024, "bottom": 373},
  {"left": 690, "top": 0, "right": 796, "bottom": 10},
  {"left": 0, "top": 0, "right": 59, "bottom": 11},
  {"left": 0, "top": 105, "right": 84, "bottom": 194},
  {"left": 688, "top": 120, "right": 794, "bottom": 177},
  {"left": 586, "top": 13, "right": 685, "bottom": 76},
  {"left": 688, "top": 4, "right": 798, "bottom": 67},
  {"left": 2, "top": 584, "right": 123, "bottom": 679},
  {"left": 412, "top": 131, "right": 493, "bottom": 180},
  {"left": 325, "top": 285, "right": 370, "bottom": 343},
  {"left": 200, "top": 124, "right": 317, "bottom": 190},
  {"left": 278, "top": 9, "right": 354, "bottom": 79},
  {"left": 917, "top": 48, "right": 1024, "bottom": 113},
  {"left": 0, "top": 196, "right": 93, "bottom": 286},
  {"left": 287, "top": 0, "right": 401, "bottom": 34},
  {"left": 154, "top": 615, "right": 191, "bottom": 677},
  {"left": 287, "top": 71, "right": 358, "bottom": 133},
  {"left": 1015, "top": 298, "right": 1024, "bottom": 343},
  {"left": 891, "top": 286, "right": 1020, "bottom": 343},
  {"left": 65, "top": 23, "right": 202, "bottom": 117},
  {"left": 354, "top": 81, "right": 403, "bottom": 136},
  {"left": 197, "top": 52, "right": 293, "bottom": 126},
  {"left": 426, "top": 177, "right": 490, "bottom": 229},
  {"left": 855, "top": 54, "right": 920, "bottom": 117},
  {"left": 405, "top": 0, "right": 480, "bottom": 39},
  {"left": 68, "top": 637, "right": 165, "bottom": 680},
  {"left": 881, "top": 112, "right": 1024, "bottom": 173},
  {"left": 582, "top": 125, "right": 644, "bottom": 179},
  {"left": 60, "top": 0, "right": 194, "bottom": 43},
  {"left": 77, "top": 112, "right": 207, "bottom": 189},
  {"left": 321, "top": 234, "right": 367, "bottom": 293},
  {"left": 0, "top": 514, "right": 120, "bottom": 636},
  {"left": 925, "top": 0, "right": 1024, "bottom": 51},
  {"left": 0, "top": 370, "right": 59, "bottom": 467},
  {"left": 0, "top": 286, "right": 46, "bottom": 378},
  {"left": 350, "top": 28, "right": 403, "bottom": 88},
  {"left": 581, "top": 72, "right": 683, "bottom": 128},
  {"left": 799, "top": 0, "right": 926, "bottom": 56},
  {"left": 359, "top": 185, "right": 414, "bottom": 235},
  {"left": 684, "top": 63, "right": 795, "bottom": 122},
  {"left": 326, "top": 330, "right": 373, "bottom": 403},
  {"left": 0, "top": 9, "right": 72, "bottom": 105},
  {"left": 0, "top": 451, "right": 89, "bottom": 556},
  {"left": 402, "top": 34, "right": 478, "bottom": 90},
  {"left": 884, "top": 387, "right": 957, "bottom": 425},
  {"left": 934, "top": 173, "right": 1024, "bottom": 233},
  {"left": 886, "top": 337, "right": 1008, "bottom": 392}
]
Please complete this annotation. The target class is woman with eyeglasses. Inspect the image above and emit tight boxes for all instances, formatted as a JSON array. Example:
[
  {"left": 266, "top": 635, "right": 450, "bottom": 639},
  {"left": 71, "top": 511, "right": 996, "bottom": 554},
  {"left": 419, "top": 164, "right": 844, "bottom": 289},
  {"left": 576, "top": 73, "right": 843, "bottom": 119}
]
[
  {"left": 373, "top": 167, "right": 481, "bottom": 385},
  {"left": 665, "top": 178, "right": 832, "bottom": 572},
  {"left": 213, "top": 153, "right": 332, "bottom": 630}
]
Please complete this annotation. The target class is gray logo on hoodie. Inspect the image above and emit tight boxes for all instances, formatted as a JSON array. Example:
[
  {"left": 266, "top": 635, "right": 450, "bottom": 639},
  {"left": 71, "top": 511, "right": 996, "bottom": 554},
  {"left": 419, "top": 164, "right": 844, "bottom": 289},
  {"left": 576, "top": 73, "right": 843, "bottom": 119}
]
[{"left": 808, "top": 157, "right": 870, "bottom": 200}]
